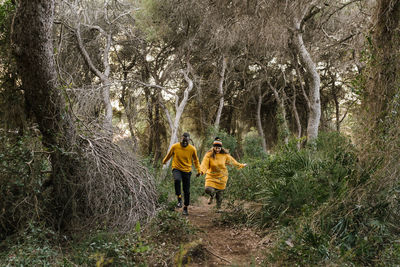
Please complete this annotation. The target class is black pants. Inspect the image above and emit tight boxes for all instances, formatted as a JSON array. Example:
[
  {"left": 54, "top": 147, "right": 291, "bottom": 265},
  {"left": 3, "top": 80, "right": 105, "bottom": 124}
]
[{"left": 172, "top": 169, "right": 191, "bottom": 206}]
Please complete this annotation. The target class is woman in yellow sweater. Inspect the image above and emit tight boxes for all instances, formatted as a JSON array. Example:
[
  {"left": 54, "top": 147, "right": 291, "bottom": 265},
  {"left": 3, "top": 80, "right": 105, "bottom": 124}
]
[{"left": 200, "top": 137, "right": 247, "bottom": 210}]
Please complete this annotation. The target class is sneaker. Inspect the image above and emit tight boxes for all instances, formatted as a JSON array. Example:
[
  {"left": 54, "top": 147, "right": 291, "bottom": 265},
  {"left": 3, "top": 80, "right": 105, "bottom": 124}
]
[
  {"left": 176, "top": 199, "right": 183, "bottom": 208},
  {"left": 182, "top": 207, "right": 189, "bottom": 216}
]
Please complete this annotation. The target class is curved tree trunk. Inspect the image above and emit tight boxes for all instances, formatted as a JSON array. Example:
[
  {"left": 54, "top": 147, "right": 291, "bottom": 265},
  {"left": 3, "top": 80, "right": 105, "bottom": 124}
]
[
  {"left": 292, "top": 17, "right": 321, "bottom": 142},
  {"left": 12, "top": 0, "right": 81, "bottom": 229},
  {"left": 75, "top": 25, "right": 113, "bottom": 134},
  {"left": 256, "top": 83, "right": 268, "bottom": 153},
  {"left": 161, "top": 65, "right": 195, "bottom": 172}
]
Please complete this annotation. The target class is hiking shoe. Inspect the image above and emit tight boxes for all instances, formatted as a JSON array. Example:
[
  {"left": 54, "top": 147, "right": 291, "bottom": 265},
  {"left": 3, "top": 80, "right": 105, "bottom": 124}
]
[
  {"left": 182, "top": 207, "right": 189, "bottom": 216},
  {"left": 176, "top": 199, "right": 183, "bottom": 208},
  {"left": 208, "top": 196, "right": 213, "bottom": 205}
]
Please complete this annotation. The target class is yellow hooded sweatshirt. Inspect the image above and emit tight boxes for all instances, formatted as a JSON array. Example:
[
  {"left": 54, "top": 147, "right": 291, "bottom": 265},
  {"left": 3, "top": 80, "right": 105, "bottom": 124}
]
[
  {"left": 162, "top": 143, "right": 200, "bottom": 173},
  {"left": 200, "top": 151, "right": 245, "bottom": 190}
]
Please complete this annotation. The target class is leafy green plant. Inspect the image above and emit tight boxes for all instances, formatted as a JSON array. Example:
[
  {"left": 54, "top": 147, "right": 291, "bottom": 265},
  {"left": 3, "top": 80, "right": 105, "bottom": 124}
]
[
  {"left": 0, "top": 132, "right": 51, "bottom": 239},
  {"left": 0, "top": 222, "right": 59, "bottom": 266},
  {"left": 147, "top": 210, "right": 196, "bottom": 245},
  {"left": 243, "top": 131, "right": 268, "bottom": 159},
  {"left": 225, "top": 158, "right": 269, "bottom": 201}
]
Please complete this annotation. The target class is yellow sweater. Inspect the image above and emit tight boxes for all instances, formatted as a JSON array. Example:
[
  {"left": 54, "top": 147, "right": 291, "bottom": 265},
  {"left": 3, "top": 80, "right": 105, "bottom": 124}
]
[
  {"left": 200, "top": 151, "right": 245, "bottom": 190},
  {"left": 162, "top": 143, "right": 200, "bottom": 173}
]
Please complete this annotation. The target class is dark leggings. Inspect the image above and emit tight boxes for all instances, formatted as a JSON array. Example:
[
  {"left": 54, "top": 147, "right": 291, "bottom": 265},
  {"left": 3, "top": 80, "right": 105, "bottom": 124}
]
[
  {"left": 172, "top": 169, "right": 191, "bottom": 206},
  {"left": 205, "top": 186, "right": 224, "bottom": 208}
]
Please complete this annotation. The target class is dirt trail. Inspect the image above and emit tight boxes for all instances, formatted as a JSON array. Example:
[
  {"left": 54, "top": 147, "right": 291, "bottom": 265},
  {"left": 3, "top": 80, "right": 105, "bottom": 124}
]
[{"left": 183, "top": 196, "right": 268, "bottom": 266}]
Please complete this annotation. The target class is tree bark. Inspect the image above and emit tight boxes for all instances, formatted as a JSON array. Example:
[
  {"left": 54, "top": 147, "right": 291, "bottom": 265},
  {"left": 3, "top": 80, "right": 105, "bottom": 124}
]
[
  {"left": 75, "top": 25, "right": 113, "bottom": 134},
  {"left": 12, "top": 0, "right": 80, "bottom": 229},
  {"left": 160, "top": 66, "right": 194, "bottom": 172},
  {"left": 164, "top": 68, "right": 194, "bottom": 150},
  {"left": 214, "top": 56, "right": 227, "bottom": 128},
  {"left": 292, "top": 15, "right": 321, "bottom": 142},
  {"left": 290, "top": 82, "right": 302, "bottom": 148},
  {"left": 256, "top": 83, "right": 268, "bottom": 153},
  {"left": 364, "top": 0, "right": 400, "bottom": 139},
  {"left": 267, "top": 79, "right": 290, "bottom": 145},
  {"left": 120, "top": 69, "right": 138, "bottom": 151}
]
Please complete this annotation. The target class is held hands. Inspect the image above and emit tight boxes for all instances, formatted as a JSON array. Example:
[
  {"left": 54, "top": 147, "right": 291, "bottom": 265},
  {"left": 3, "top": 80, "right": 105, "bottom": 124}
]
[{"left": 196, "top": 171, "right": 204, "bottom": 177}]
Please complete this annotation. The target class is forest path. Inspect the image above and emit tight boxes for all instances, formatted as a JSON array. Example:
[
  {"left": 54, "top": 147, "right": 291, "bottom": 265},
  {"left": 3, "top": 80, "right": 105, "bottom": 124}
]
[{"left": 182, "top": 196, "right": 269, "bottom": 266}]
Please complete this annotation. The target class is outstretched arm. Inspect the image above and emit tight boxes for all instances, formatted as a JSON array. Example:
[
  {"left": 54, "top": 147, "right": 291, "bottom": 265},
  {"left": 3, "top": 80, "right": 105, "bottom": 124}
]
[{"left": 227, "top": 155, "right": 246, "bottom": 169}]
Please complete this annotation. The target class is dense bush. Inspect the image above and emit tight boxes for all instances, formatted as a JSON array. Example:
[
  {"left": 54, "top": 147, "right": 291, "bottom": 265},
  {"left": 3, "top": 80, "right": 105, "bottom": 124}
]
[
  {"left": 224, "top": 132, "right": 400, "bottom": 265},
  {"left": 243, "top": 132, "right": 268, "bottom": 159},
  {"left": 0, "top": 223, "right": 60, "bottom": 266},
  {"left": 226, "top": 132, "right": 357, "bottom": 226},
  {"left": 0, "top": 131, "right": 51, "bottom": 239},
  {"left": 0, "top": 206, "right": 198, "bottom": 266},
  {"left": 226, "top": 132, "right": 400, "bottom": 265}
]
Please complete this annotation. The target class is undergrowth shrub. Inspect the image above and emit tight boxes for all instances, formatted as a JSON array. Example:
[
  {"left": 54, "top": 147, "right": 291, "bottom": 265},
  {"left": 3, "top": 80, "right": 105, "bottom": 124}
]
[
  {"left": 0, "top": 207, "right": 199, "bottom": 266},
  {"left": 243, "top": 132, "right": 268, "bottom": 159},
  {"left": 147, "top": 210, "right": 196, "bottom": 245},
  {"left": 213, "top": 202, "right": 251, "bottom": 226},
  {"left": 255, "top": 132, "right": 400, "bottom": 265},
  {"left": 229, "top": 132, "right": 358, "bottom": 227},
  {"left": 0, "top": 222, "right": 60, "bottom": 266},
  {"left": 0, "top": 131, "right": 51, "bottom": 240},
  {"left": 226, "top": 157, "right": 269, "bottom": 201}
]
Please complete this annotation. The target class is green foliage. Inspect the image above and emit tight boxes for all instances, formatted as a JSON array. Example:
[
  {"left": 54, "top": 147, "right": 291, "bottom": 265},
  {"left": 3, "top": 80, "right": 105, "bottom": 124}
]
[
  {"left": 135, "top": 0, "right": 174, "bottom": 42},
  {"left": 226, "top": 157, "right": 269, "bottom": 201},
  {"left": 0, "top": 223, "right": 60, "bottom": 266},
  {"left": 67, "top": 227, "right": 152, "bottom": 266},
  {"left": 244, "top": 132, "right": 400, "bottom": 265},
  {"left": 0, "top": 132, "right": 51, "bottom": 239},
  {"left": 148, "top": 209, "right": 196, "bottom": 245},
  {"left": 225, "top": 131, "right": 400, "bottom": 265},
  {"left": 243, "top": 131, "right": 268, "bottom": 158},
  {"left": 0, "top": 205, "right": 199, "bottom": 266},
  {"left": 0, "top": 0, "right": 14, "bottom": 33},
  {"left": 251, "top": 132, "right": 357, "bottom": 227},
  {"left": 213, "top": 202, "right": 250, "bottom": 226}
]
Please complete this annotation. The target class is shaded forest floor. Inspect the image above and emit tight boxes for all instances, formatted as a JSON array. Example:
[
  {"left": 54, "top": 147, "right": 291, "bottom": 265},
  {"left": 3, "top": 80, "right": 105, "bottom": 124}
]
[{"left": 180, "top": 197, "right": 272, "bottom": 266}]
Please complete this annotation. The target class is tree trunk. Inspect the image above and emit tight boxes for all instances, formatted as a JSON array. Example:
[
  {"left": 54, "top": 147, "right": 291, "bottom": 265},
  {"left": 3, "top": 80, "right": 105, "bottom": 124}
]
[
  {"left": 75, "top": 25, "right": 113, "bottom": 134},
  {"left": 363, "top": 0, "right": 400, "bottom": 140},
  {"left": 161, "top": 66, "right": 195, "bottom": 170},
  {"left": 256, "top": 83, "right": 268, "bottom": 153},
  {"left": 290, "top": 83, "right": 302, "bottom": 149},
  {"left": 12, "top": 0, "right": 81, "bottom": 229},
  {"left": 214, "top": 56, "right": 227, "bottom": 128},
  {"left": 292, "top": 18, "right": 321, "bottom": 142},
  {"left": 120, "top": 71, "right": 138, "bottom": 151},
  {"left": 268, "top": 80, "right": 290, "bottom": 145}
]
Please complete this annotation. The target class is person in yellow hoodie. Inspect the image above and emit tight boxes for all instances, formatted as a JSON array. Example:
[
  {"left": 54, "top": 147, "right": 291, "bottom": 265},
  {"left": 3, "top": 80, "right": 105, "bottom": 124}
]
[
  {"left": 200, "top": 137, "right": 247, "bottom": 211},
  {"left": 162, "top": 132, "right": 201, "bottom": 215}
]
